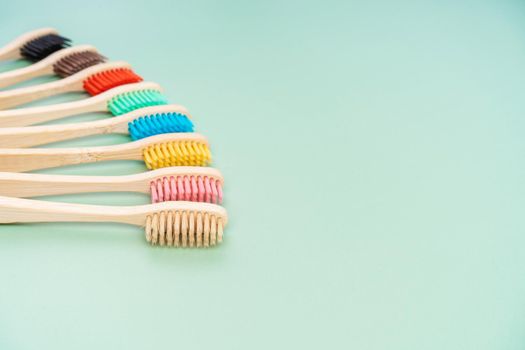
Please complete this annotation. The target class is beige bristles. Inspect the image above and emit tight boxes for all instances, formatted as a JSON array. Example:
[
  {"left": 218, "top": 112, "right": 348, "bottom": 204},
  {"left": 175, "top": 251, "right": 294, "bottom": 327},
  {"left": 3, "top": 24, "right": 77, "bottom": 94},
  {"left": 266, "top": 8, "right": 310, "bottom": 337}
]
[
  {"left": 181, "top": 211, "right": 188, "bottom": 247},
  {"left": 166, "top": 211, "right": 173, "bottom": 246},
  {"left": 204, "top": 213, "right": 210, "bottom": 248},
  {"left": 144, "top": 209, "right": 224, "bottom": 248},
  {"left": 196, "top": 212, "right": 203, "bottom": 247}
]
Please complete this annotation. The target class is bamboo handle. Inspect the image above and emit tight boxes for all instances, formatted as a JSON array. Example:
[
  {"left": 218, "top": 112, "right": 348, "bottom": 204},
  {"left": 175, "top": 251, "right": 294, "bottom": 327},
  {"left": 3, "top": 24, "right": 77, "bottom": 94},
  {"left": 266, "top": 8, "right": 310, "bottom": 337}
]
[
  {"left": 0, "top": 118, "right": 123, "bottom": 147},
  {"left": 0, "top": 81, "right": 162, "bottom": 127},
  {"left": 0, "top": 172, "right": 144, "bottom": 197},
  {"left": 0, "top": 144, "right": 141, "bottom": 172},
  {"left": 0, "top": 104, "right": 190, "bottom": 148},
  {"left": 0, "top": 44, "right": 99, "bottom": 89},
  {"left": 0, "top": 28, "right": 58, "bottom": 61},
  {"left": 0, "top": 78, "right": 80, "bottom": 109},
  {"left": 0, "top": 61, "right": 130, "bottom": 109},
  {"left": 0, "top": 195, "right": 143, "bottom": 225},
  {"left": 0, "top": 97, "right": 106, "bottom": 127},
  {"left": 0, "top": 63, "right": 53, "bottom": 89},
  {"left": 0, "top": 166, "right": 221, "bottom": 198},
  {"left": 0, "top": 46, "right": 21, "bottom": 61}
]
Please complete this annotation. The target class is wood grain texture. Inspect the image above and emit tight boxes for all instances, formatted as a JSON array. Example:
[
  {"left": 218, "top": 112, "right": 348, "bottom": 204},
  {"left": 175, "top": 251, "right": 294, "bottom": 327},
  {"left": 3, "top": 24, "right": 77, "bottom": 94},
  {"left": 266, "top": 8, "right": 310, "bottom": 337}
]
[
  {"left": 0, "top": 104, "right": 190, "bottom": 147},
  {"left": 0, "top": 45, "right": 97, "bottom": 89},
  {"left": 0, "top": 81, "right": 162, "bottom": 127},
  {"left": 0, "top": 195, "right": 227, "bottom": 226},
  {"left": 0, "top": 61, "right": 131, "bottom": 109},
  {"left": 0, "top": 132, "right": 207, "bottom": 172},
  {"left": 0, "top": 28, "right": 57, "bottom": 61},
  {"left": 0, "top": 166, "right": 223, "bottom": 197}
]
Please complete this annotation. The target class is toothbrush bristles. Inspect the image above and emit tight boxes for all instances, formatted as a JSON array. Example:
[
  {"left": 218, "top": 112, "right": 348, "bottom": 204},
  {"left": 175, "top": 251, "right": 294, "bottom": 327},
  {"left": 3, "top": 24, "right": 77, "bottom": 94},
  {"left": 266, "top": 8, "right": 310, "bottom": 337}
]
[
  {"left": 83, "top": 68, "right": 143, "bottom": 96},
  {"left": 21, "top": 34, "right": 71, "bottom": 62},
  {"left": 145, "top": 210, "right": 225, "bottom": 248},
  {"left": 150, "top": 175, "right": 222, "bottom": 204},
  {"left": 143, "top": 141, "right": 212, "bottom": 169},
  {"left": 53, "top": 51, "right": 107, "bottom": 77}
]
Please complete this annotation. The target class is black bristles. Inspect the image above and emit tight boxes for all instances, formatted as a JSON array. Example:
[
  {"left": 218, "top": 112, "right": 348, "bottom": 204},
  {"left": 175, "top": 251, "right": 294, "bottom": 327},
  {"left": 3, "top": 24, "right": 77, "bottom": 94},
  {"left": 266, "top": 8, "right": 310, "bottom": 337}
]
[{"left": 20, "top": 34, "right": 72, "bottom": 62}]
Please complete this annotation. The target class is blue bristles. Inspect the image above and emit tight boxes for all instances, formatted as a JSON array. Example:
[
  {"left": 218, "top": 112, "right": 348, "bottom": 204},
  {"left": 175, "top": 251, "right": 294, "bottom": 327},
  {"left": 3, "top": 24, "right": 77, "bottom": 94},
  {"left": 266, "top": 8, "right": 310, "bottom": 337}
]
[{"left": 128, "top": 112, "right": 194, "bottom": 140}]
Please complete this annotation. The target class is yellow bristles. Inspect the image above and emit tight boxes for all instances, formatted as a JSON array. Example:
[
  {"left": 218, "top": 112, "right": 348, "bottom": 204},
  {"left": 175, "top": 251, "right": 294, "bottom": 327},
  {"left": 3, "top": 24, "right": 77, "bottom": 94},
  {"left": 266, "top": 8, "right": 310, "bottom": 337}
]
[{"left": 142, "top": 140, "right": 212, "bottom": 169}]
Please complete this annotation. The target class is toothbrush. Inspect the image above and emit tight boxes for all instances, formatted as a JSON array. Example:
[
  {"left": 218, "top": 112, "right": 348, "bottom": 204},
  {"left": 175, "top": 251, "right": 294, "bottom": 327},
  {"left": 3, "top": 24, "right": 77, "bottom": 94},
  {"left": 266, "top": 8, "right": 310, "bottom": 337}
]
[
  {"left": 0, "top": 133, "right": 211, "bottom": 172},
  {"left": 0, "top": 82, "right": 167, "bottom": 127},
  {"left": 0, "top": 28, "right": 71, "bottom": 62},
  {"left": 0, "top": 61, "right": 143, "bottom": 109},
  {"left": 0, "top": 45, "right": 106, "bottom": 89},
  {"left": 0, "top": 167, "right": 223, "bottom": 204},
  {"left": 0, "top": 105, "right": 193, "bottom": 147},
  {"left": 0, "top": 196, "right": 227, "bottom": 247}
]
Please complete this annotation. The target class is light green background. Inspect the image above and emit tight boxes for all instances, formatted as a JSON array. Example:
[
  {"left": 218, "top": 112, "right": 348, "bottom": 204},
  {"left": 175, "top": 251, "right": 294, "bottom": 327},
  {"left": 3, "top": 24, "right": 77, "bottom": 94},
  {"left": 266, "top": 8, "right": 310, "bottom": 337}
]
[{"left": 0, "top": 0, "right": 524, "bottom": 349}]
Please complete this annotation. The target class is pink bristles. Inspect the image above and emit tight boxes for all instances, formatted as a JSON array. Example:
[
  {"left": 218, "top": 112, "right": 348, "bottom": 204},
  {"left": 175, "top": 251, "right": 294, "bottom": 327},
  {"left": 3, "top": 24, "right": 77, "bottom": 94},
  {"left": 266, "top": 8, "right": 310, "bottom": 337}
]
[{"left": 150, "top": 176, "right": 223, "bottom": 204}]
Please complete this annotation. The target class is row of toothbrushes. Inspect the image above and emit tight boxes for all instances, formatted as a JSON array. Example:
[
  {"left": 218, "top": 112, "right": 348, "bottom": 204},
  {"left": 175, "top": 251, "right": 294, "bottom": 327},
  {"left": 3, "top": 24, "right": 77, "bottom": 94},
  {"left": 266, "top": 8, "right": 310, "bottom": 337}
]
[{"left": 0, "top": 28, "right": 228, "bottom": 247}]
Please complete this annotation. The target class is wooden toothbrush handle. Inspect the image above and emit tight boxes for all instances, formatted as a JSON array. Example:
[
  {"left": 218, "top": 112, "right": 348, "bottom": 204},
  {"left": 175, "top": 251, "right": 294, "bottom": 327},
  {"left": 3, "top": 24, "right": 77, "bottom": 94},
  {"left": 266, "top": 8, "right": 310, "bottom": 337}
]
[
  {"left": 0, "top": 196, "right": 144, "bottom": 225},
  {"left": 0, "top": 97, "right": 106, "bottom": 127},
  {"left": 0, "top": 63, "right": 53, "bottom": 89},
  {"left": 0, "top": 116, "right": 121, "bottom": 147},
  {"left": 0, "top": 172, "right": 145, "bottom": 197},
  {"left": 0, "top": 144, "right": 141, "bottom": 172},
  {"left": 0, "top": 46, "right": 21, "bottom": 61},
  {"left": 0, "top": 28, "right": 57, "bottom": 62},
  {"left": 0, "top": 79, "right": 80, "bottom": 109}
]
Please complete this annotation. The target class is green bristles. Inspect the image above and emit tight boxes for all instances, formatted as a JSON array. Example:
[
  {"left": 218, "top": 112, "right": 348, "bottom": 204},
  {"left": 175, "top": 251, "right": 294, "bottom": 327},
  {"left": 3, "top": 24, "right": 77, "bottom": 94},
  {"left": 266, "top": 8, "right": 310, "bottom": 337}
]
[{"left": 107, "top": 90, "right": 168, "bottom": 116}]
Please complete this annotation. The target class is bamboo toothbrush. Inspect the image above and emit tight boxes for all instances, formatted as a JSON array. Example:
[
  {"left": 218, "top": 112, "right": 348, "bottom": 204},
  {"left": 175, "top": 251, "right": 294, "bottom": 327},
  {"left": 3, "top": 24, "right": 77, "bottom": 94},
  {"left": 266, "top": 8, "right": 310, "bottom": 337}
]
[
  {"left": 0, "top": 61, "right": 142, "bottom": 109},
  {"left": 0, "top": 196, "right": 227, "bottom": 247},
  {"left": 0, "top": 82, "right": 167, "bottom": 127},
  {"left": 0, "top": 28, "right": 71, "bottom": 62},
  {"left": 0, "top": 45, "right": 106, "bottom": 89},
  {"left": 0, "top": 105, "right": 194, "bottom": 147},
  {"left": 0, "top": 167, "right": 223, "bottom": 204},
  {"left": 0, "top": 133, "right": 211, "bottom": 172}
]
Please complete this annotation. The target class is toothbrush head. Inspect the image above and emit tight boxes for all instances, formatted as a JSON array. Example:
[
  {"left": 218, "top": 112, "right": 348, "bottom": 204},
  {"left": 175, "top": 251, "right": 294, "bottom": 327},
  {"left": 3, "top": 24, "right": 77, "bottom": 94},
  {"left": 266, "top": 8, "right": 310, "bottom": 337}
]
[
  {"left": 108, "top": 89, "right": 168, "bottom": 116},
  {"left": 53, "top": 50, "right": 106, "bottom": 77},
  {"left": 150, "top": 174, "right": 223, "bottom": 204},
  {"left": 20, "top": 34, "right": 71, "bottom": 62},
  {"left": 128, "top": 112, "right": 194, "bottom": 140},
  {"left": 145, "top": 208, "right": 226, "bottom": 247},
  {"left": 83, "top": 68, "right": 143, "bottom": 95},
  {"left": 142, "top": 139, "right": 212, "bottom": 169}
]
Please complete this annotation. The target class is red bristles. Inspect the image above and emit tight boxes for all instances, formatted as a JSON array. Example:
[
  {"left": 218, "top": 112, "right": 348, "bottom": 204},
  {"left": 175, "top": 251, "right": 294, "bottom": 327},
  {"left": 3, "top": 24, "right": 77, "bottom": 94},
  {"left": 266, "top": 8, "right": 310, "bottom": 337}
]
[{"left": 83, "top": 68, "right": 143, "bottom": 96}]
